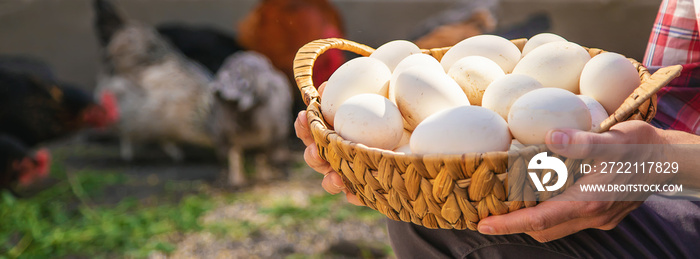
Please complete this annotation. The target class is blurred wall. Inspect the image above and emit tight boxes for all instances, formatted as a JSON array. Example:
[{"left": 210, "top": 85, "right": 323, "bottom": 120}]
[
  {"left": 495, "top": 0, "right": 661, "bottom": 62},
  {"left": 0, "top": 0, "right": 661, "bottom": 91}
]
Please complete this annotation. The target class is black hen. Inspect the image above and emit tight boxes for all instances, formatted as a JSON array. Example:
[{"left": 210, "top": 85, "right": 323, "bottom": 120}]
[
  {"left": 0, "top": 134, "right": 50, "bottom": 192},
  {"left": 0, "top": 69, "right": 118, "bottom": 147},
  {"left": 0, "top": 55, "right": 56, "bottom": 82},
  {"left": 157, "top": 24, "right": 244, "bottom": 74}
]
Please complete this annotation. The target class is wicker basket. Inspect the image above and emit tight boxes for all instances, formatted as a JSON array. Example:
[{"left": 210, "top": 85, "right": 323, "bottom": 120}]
[{"left": 293, "top": 38, "right": 682, "bottom": 230}]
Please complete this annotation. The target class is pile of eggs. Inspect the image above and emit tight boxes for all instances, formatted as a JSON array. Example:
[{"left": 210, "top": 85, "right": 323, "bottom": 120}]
[{"left": 321, "top": 33, "right": 641, "bottom": 155}]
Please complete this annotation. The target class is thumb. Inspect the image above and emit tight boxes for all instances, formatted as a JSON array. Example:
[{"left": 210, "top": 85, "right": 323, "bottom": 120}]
[{"left": 545, "top": 128, "right": 628, "bottom": 160}]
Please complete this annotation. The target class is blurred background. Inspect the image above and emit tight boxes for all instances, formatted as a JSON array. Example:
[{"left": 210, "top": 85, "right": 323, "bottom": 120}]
[
  {"left": 0, "top": 0, "right": 660, "bottom": 91},
  {"left": 0, "top": 0, "right": 661, "bottom": 258}
]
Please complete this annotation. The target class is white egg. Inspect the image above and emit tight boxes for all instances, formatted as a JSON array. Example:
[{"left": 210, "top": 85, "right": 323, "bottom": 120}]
[
  {"left": 369, "top": 40, "right": 423, "bottom": 72},
  {"left": 447, "top": 56, "right": 505, "bottom": 106},
  {"left": 394, "top": 66, "right": 470, "bottom": 130},
  {"left": 482, "top": 74, "right": 543, "bottom": 121},
  {"left": 521, "top": 33, "right": 567, "bottom": 57},
  {"left": 578, "top": 95, "right": 609, "bottom": 132},
  {"left": 394, "top": 144, "right": 412, "bottom": 154},
  {"left": 512, "top": 41, "right": 591, "bottom": 94},
  {"left": 321, "top": 57, "right": 391, "bottom": 126},
  {"left": 508, "top": 88, "right": 592, "bottom": 145},
  {"left": 389, "top": 53, "right": 444, "bottom": 103},
  {"left": 440, "top": 35, "right": 522, "bottom": 73},
  {"left": 579, "top": 52, "right": 641, "bottom": 115},
  {"left": 397, "top": 128, "right": 412, "bottom": 147},
  {"left": 411, "top": 106, "right": 511, "bottom": 154},
  {"left": 334, "top": 94, "right": 404, "bottom": 150}
]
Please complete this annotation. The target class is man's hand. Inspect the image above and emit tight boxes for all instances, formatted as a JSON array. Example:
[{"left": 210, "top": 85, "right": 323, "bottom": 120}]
[
  {"left": 477, "top": 121, "right": 669, "bottom": 242},
  {"left": 294, "top": 82, "right": 363, "bottom": 206}
]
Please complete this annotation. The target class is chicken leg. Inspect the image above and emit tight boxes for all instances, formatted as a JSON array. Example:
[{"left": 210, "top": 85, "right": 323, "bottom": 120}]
[
  {"left": 120, "top": 136, "right": 133, "bottom": 162},
  {"left": 227, "top": 147, "right": 246, "bottom": 186},
  {"left": 161, "top": 141, "right": 184, "bottom": 163}
]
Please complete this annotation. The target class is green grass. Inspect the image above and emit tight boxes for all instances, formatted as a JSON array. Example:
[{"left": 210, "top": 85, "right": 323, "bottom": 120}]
[
  {"left": 201, "top": 191, "right": 386, "bottom": 242},
  {"left": 0, "top": 155, "right": 391, "bottom": 258},
  {"left": 260, "top": 193, "right": 385, "bottom": 223},
  {"left": 0, "top": 164, "right": 214, "bottom": 259}
]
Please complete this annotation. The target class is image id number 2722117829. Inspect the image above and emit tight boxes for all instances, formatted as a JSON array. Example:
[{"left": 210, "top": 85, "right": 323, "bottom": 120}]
[{"left": 580, "top": 162, "right": 679, "bottom": 174}]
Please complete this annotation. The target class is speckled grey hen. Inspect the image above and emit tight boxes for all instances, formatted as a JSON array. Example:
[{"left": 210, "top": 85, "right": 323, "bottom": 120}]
[
  {"left": 93, "top": 0, "right": 214, "bottom": 162},
  {"left": 208, "top": 51, "right": 291, "bottom": 186}
]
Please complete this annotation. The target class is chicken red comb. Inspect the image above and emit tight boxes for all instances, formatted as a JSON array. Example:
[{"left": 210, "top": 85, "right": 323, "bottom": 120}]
[
  {"left": 33, "top": 148, "right": 51, "bottom": 178},
  {"left": 100, "top": 90, "right": 120, "bottom": 124},
  {"left": 16, "top": 148, "right": 51, "bottom": 186}
]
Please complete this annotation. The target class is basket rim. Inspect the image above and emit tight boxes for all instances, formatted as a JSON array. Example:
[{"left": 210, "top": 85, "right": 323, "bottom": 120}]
[{"left": 294, "top": 37, "right": 681, "bottom": 161}]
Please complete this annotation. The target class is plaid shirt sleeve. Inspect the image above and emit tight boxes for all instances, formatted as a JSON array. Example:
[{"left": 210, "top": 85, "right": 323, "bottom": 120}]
[{"left": 643, "top": 0, "right": 700, "bottom": 133}]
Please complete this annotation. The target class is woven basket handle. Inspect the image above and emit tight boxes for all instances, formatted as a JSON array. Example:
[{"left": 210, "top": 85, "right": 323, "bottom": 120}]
[
  {"left": 293, "top": 38, "right": 375, "bottom": 106},
  {"left": 596, "top": 64, "right": 682, "bottom": 132}
]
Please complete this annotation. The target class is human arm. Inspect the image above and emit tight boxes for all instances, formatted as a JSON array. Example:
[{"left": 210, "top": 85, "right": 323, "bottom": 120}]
[
  {"left": 293, "top": 82, "right": 363, "bottom": 206},
  {"left": 477, "top": 120, "right": 700, "bottom": 242}
]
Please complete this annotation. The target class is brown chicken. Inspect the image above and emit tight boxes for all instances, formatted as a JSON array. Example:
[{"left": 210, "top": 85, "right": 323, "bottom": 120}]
[
  {"left": 410, "top": 1, "right": 553, "bottom": 49},
  {"left": 413, "top": 9, "right": 496, "bottom": 49},
  {"left": 236, "top": 0, "right": 345, "bottom": 110}
]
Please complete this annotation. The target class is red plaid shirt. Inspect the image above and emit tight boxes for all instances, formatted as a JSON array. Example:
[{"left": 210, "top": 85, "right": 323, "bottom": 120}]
[{"left": 644, "top": 0, "right": 700, "bottom": 132}]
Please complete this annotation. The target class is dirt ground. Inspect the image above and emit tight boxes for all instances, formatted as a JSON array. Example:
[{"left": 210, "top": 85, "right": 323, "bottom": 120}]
[{"left": 42, "top": 134, "right": 393, "bottom": 258}]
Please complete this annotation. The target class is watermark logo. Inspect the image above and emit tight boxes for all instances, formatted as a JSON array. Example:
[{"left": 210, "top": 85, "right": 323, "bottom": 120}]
[{"left": 528, "top": 152, "right": 568, "bottom": 191}]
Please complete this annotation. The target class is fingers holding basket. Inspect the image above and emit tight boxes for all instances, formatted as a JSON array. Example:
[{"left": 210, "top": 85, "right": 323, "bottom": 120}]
[
  {"left": 296, "top": 108, "right": 364, "bottom": 206},
  {"left": 477, "top": 194, "right": 643, "bottom": 242},
  {"left": 545, "top": 120, "right": 663, "bottom": 161},
  {"left": 522, "top": 201, "right": 641, "bottom": 242},
  {"left": 295, "top": 111, "right": 315, "bottom": 146},
  {"left": 320, "top": 166, "right": 363, "bottom": 206},
  {"left": 476, "top": 201, "right": 580, "bottom": 236},
  {"left": 297, "top": 110, "right": 335, "bottom": 175},
  {"left": 304, "top": 144, "right": 359, "bottom": 204},
  {"left": 293, "top": 82, "right": 326, "bottom": 145},
  {"left": 303, "top": 144, "right": 334, "bottom": 175},
  {"left": 321, "top": 171, "right": 345, "bottom": 194},
  {"left": 343, "top": 189, "right": 363, "bottom": 206}
]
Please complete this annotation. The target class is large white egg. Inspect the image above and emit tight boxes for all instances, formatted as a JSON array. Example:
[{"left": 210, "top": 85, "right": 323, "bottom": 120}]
[
  {"left": 321, "top": 57, "right": 391, "bottom": 126},
  {"left": 397, "top": 128, "right": 412, "bottom": 147},
  {"left": 447, "top": 56, "right": 505, "bottom": 106},
  {"left": 578, "top": 95, "right": 609, "bottom": 132},
  {"left": 395, "top": 66, "right": 470, "bottom": 130},
  {"left": 512, "top": 41, "right": 591, "bottom": 94},
  {"left": 411, "top": 106, "right": 511, "bottom": 154},
  {"left": 394, "top": 144, "right": 412, "bottom": 154},
  {"left": 370, "top": 40, "right": 423, "bottom": 72},
  {"left": 521, "top": 33, "right": 567, "bottom": 57},
  {"left": 482, "top": 74, "right": 543, "bottom": 121},
  {"left": 389, "top": 53, "right": 444, "bottom": 103},
  {"left": 334, "top": 94, "right": 404, "bottom": 150},
  {"left": 579, "top": 52, "right": 641, "bottom": 115},
  {"left": 440, "top": 35, "right": 522, "bottom": 73},
  {"left": 508, "top": 88, "right": 592, "bottom": 145}
]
